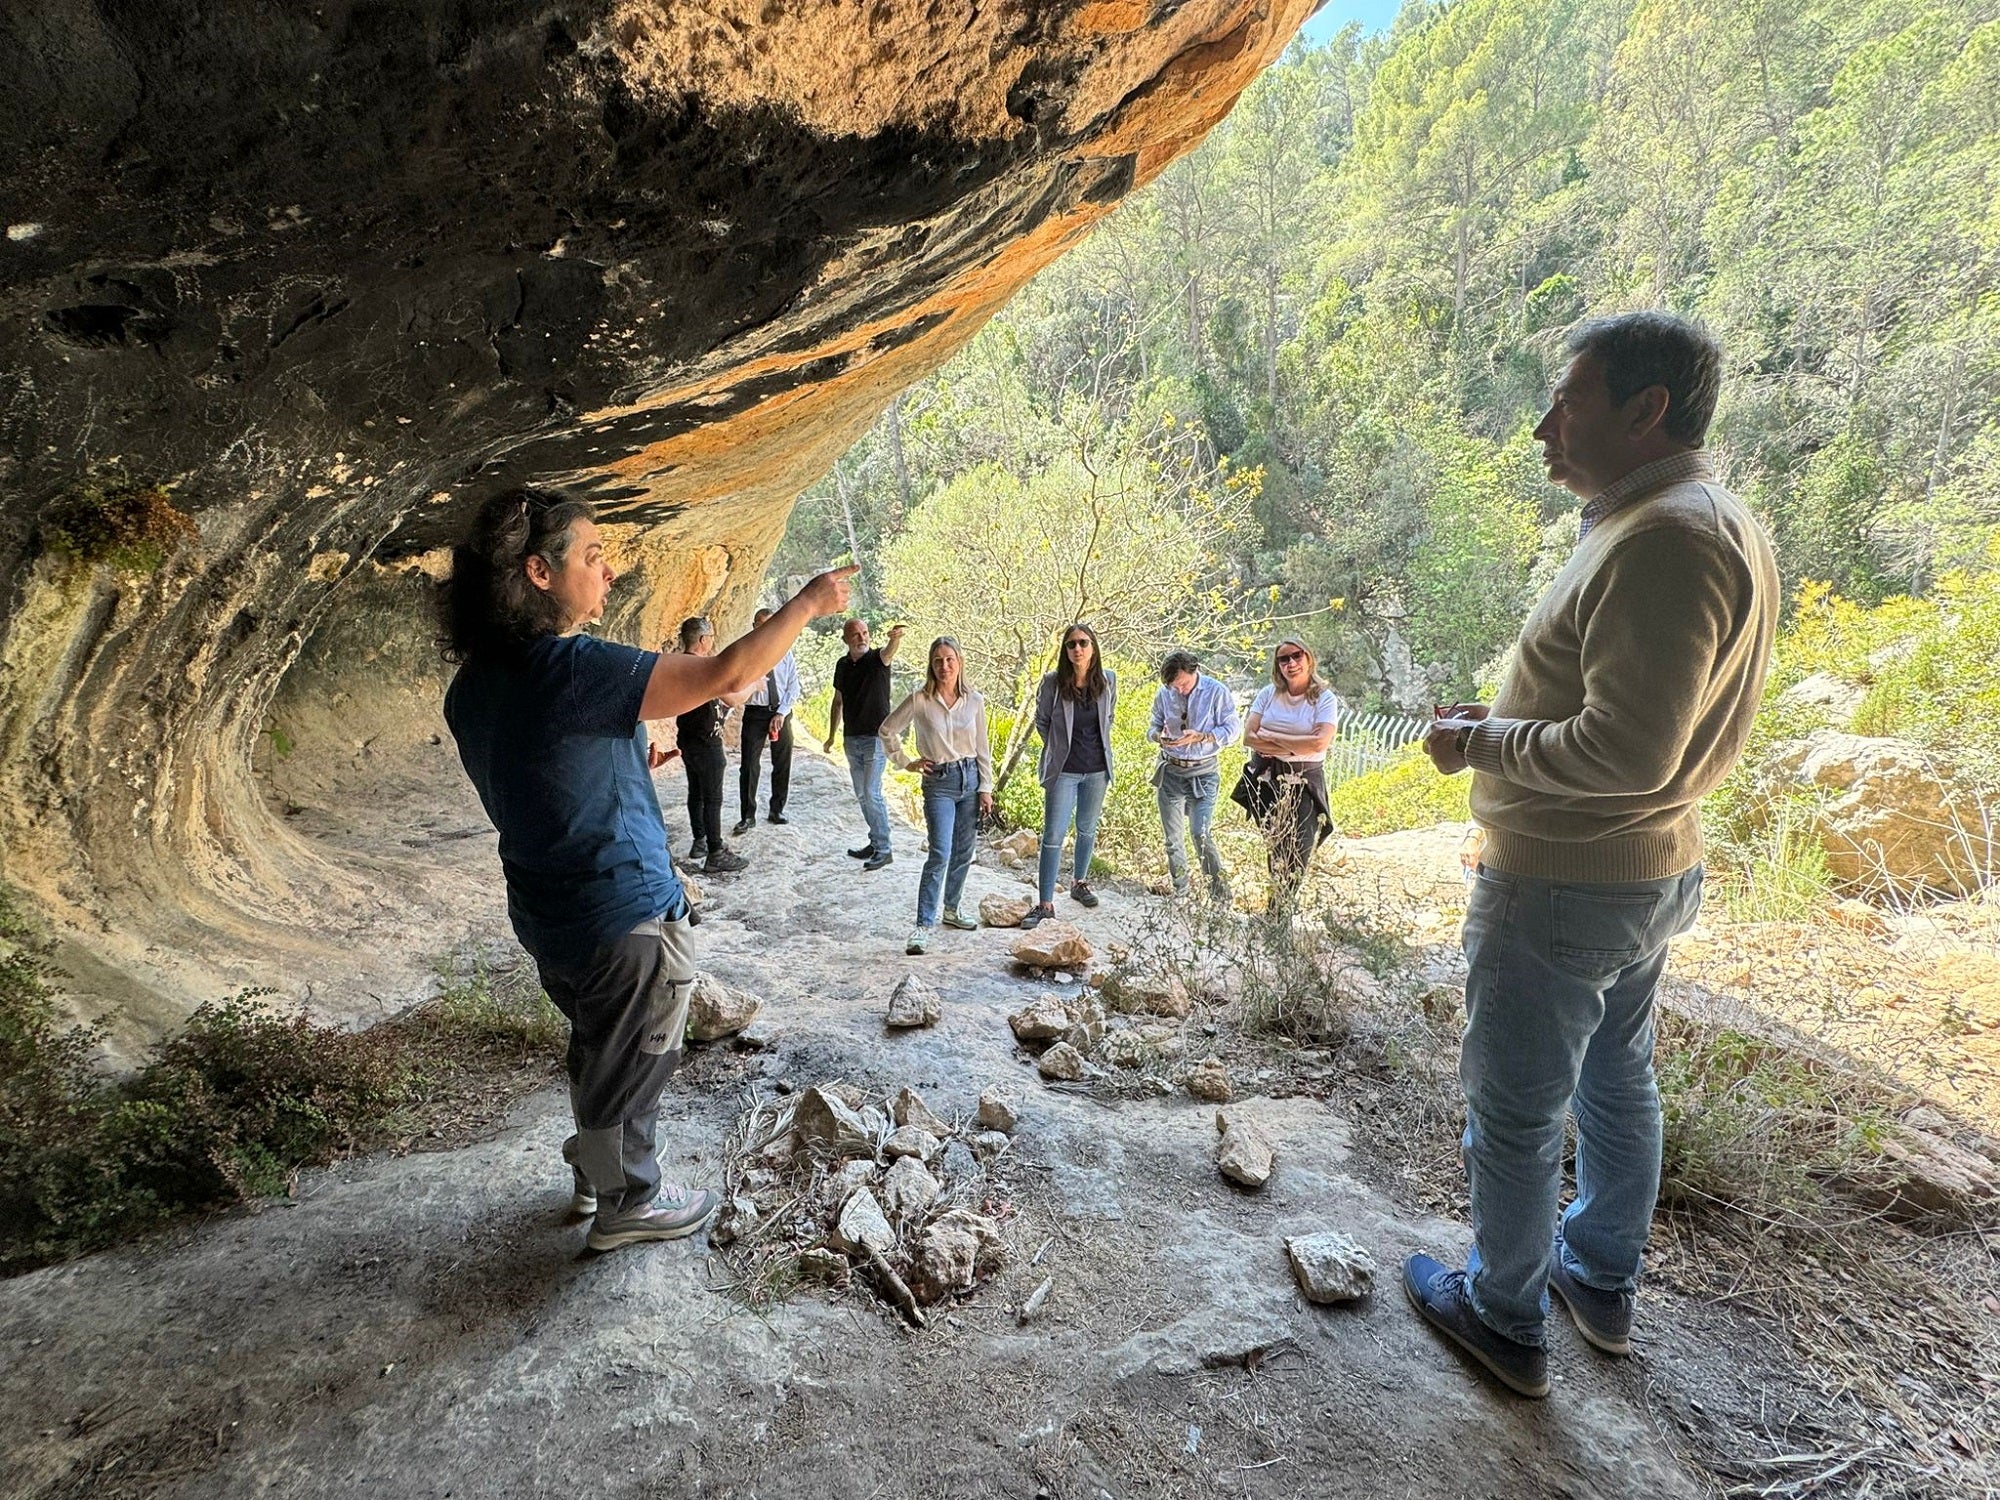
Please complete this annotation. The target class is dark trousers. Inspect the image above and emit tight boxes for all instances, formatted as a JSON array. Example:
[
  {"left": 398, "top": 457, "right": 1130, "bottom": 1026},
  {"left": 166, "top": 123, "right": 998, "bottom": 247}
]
[
  {"left": 538, "top": 915, "right": 696, "bottom": 1218},
  {"left": 683, "top": 738, "right": 725, "bottom": 848},
  {"left": 1260, "top": 761, "right": 1330, "bottom": 900},
  {"left": 738, "top": 707, "right": 793, "bottom": 819}
]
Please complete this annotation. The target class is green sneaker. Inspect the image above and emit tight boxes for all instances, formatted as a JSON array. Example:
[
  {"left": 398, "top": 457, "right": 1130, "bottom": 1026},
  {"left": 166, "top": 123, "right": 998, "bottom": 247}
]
[
  {"left": 906, "top": 928, "right": 930, "bottom": 955},
  {"left": 941, "top": 908, "right": 978, "bottom": 931}
]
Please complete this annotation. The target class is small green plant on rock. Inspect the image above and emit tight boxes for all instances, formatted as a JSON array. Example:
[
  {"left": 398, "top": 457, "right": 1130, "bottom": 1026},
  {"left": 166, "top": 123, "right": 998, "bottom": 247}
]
[{"left": 39, "top": 476, "right": 198, "bottom": 575}]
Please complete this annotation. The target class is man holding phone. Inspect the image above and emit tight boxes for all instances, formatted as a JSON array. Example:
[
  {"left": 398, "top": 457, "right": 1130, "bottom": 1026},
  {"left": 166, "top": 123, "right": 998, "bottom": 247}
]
[{"left": 1405, "top": 313, "right": 1779, "bottom": 1396}]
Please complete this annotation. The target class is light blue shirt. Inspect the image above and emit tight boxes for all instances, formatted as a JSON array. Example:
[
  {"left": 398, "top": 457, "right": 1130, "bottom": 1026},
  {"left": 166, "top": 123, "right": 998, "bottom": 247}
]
[
  {"left": 1149, "top": 673, "right": 1239, "bottom": 767},
  {"left": 744, "top": 650, "right": 802, "bottom": 714}
]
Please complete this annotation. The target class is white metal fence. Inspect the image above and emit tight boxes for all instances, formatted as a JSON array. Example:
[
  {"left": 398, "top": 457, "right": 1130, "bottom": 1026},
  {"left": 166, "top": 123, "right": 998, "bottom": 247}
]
[{"left": 1326, "top": 711, "right": 1428, "bottom": 786}]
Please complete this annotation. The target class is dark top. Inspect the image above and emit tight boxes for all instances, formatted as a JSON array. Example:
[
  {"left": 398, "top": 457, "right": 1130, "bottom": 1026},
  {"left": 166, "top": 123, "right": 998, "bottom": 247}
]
[
  {"left": 1062, "top": 693, "right": 1108, "bottom": 775},
  {"left": 832, "top": 647, "right": 893, "bottom": 738},
  {"left": 444, "top": 634, "right": 686, "bottom": 969},
  {"left": 676, "top": 698, "right": 724, "bottom": 747}
]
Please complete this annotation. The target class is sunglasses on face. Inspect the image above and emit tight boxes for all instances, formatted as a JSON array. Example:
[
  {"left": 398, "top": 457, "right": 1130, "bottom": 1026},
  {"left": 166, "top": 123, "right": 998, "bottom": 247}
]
[
  {"left": 1065, "top": 639, "right": 1092, "bottom": 650},
  {"left": 1276, "top": 651, "right": 1307, "bottom": 666}
]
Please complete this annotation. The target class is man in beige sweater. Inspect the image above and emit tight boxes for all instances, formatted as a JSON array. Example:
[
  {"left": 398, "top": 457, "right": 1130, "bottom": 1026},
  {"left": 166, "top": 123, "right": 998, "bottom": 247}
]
[{"left": 1403, "top": 312, "right": 1780, "bottom": 1398}]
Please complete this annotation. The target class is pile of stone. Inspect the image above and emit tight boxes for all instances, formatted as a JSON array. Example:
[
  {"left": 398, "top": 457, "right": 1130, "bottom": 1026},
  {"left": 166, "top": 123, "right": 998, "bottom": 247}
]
[
  {"left": 1007, "top": 939, "right": 1239, "bottom": 1095},
  {"left": 712, "top": 1082, "right": 1020, "bottom": 1326}
]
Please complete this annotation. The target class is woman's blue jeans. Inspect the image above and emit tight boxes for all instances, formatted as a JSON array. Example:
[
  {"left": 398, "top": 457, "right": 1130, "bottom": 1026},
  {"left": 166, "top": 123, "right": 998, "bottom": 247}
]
[
  {"left": 1458, "top": 862, "right": 1704, "bottom": 1345},
  {"left": 1038, "top": 770, "right": 1109, "bottom": 904},
  {"left": 917, "top": 760, "right": 980, "bottom": 926}
]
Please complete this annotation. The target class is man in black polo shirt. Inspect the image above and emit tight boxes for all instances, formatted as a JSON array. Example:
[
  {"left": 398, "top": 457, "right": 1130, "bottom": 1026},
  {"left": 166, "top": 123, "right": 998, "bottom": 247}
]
[{"left": 823, "top": 618, "right": 903, "bottom": 870}]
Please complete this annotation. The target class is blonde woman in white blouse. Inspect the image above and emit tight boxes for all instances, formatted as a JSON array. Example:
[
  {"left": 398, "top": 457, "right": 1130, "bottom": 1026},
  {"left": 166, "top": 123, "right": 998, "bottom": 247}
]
[{"left": 880, "top": 636, "right": 995, "bottom": 954}]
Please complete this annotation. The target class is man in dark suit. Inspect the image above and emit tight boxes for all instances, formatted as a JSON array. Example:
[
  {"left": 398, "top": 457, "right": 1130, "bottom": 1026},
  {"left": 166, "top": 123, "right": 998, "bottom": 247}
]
[{"left": 734, "top": 608, "right": 800, "bottom": 836}]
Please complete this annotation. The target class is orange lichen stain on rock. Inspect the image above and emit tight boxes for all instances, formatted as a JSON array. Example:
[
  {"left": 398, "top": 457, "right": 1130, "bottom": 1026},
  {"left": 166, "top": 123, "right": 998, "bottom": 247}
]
[{"left": 1074, "top": 0, "right": 1152, "bottom": 35}]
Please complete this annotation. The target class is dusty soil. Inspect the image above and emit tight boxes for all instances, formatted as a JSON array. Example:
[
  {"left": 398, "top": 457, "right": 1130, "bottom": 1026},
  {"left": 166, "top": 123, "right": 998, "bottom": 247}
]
[{"left": 0, "top": 753, "right": 1984, "bottom": 1499}]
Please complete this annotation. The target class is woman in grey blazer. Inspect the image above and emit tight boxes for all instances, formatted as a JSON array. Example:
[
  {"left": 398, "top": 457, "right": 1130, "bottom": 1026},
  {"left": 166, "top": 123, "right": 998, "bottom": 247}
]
[{"left": 1022, "top": 623, "right": 1117, "bottom": 928}]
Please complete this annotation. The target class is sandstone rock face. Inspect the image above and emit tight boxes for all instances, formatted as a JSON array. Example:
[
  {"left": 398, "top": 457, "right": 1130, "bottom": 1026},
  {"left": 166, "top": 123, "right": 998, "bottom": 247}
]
[
  {"left": 0, "top": 0, "right": 1315, "bottom": 1049},
  {"left": 1763, "top": 733, "right": 1995, "bottom": 896}
]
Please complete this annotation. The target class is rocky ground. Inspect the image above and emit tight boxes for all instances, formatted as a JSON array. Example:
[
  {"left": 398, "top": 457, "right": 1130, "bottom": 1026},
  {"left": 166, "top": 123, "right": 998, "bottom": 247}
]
[{"left": 1, "top": 752, "right": 1992, "bottom": 1499}]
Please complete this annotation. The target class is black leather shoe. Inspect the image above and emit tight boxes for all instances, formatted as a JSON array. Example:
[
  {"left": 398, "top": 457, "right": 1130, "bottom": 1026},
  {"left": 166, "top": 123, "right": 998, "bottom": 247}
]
[
  {"left": 767, "top": 813, "right": 789, "bottom": 825},
  {"left": 862, "top": 850, "right": 894, "bottom": 871},
  {"left": 847, "top": 844, "right": 876, "bottom": 859}
]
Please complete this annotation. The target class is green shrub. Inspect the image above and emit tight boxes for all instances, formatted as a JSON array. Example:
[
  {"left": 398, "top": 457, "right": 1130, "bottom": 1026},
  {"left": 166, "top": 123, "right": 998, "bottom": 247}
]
[
  {"left": 0, "top": 887, "right": 567, "bottom": 1275},
  {"left": 1326, "top": 742, "right": 1472, "bottom": 837}
]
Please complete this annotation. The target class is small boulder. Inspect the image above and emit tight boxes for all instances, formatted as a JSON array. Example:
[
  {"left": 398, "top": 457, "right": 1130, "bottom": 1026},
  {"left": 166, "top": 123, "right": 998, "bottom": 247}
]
[
  {"left": 1098, "top": 1030, "right": 1147, "bottom": 1069},
  {"left": 910, "top": 1225, "right": 979, "bottom": 1304},
  {"left": 892, "top": 1086, "right": 952, "bottom": 1138},
  {"left": 1012, "top": 921, "right": 1094, "bottom": 969},
  {"left": 940, "top": 1140, "right": 979, "bottom": 1182},
  {"left": 791, "top": 1086, "right": 874, "bottom": 1158},
  {"left": 1105, "top": 970, "right": 1193, "bottom": 1019},
  {"left": 1186, "top": 1059, "right": 1233, "bottom": 1103},
  {"left": 886, "top": 973, "right": 943, "bottom": 1029},
  {"left": 882, "top": 1125, "right": 938, "bottom": 1162},
  {"left": 881, "top": 1155, "right": 943, "bottom": 1219},
  {"left": 969, "top": 1129, "right": 1012, "bottom": 1160},
  {"left": 975, "top": 1089, "right": 1018, "bottom": 1133},
  {"left": 980, "top": 893, "right": 1032, "bottom": 928},
  {"left": 932, "top": 1207, "right": 1008, "bottom": 1275},
  {"left": 996, "top": 828, "right": 1039, "bottom": 860},
  {"left": 833, "top": 1187, "right": 894, "bottom": 1255},
  {"left": 1038, "top": 1041, "right": 1086, "bottom": 1081},
  {"left": 686, "top": 971, "right": 761, "bottom": 1042},
  {"left": 797, "top": 1247, "right": 851, "bottom": 1286},
  {"left": 1286, "top": 1231, "right": 1376, "bottom": 1304},
  {"left": 1008, "top": 994, "right": 1071, "bottom": 1042},
  {"left": 1216, "top": 1111, "right": 1276, "bottom": 1188}
]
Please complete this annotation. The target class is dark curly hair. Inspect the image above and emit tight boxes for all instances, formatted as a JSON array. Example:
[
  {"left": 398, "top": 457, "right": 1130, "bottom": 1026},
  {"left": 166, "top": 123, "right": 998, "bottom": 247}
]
[{"left": 437, "top": 487, "right": 596, "bottom": 662}]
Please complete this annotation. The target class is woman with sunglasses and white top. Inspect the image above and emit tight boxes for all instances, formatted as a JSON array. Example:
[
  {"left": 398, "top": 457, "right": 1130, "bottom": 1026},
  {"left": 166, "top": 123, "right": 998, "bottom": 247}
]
[
  {"left": 880, "top": 636, "right": 995, "bottom": 954},
  {"left": 1239, "top": 635, "right": 1339, "bottom": 902},
  {"left": 1021, "top": 622, "right": 1118, "bottom": 929}
]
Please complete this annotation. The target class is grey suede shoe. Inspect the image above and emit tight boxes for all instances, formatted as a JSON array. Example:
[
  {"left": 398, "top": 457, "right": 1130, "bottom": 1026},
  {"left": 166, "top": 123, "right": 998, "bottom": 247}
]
[{"left": 587, "top": 1185, "right": 721, "bottom": 1251}]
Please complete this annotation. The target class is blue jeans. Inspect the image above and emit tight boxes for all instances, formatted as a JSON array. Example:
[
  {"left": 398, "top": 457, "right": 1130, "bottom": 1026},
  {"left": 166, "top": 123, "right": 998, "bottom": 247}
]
[
  {"left": 1037, "top": 770, "right": 1109, "bottom": 904},
  {"left": 844, "top": 737, "right": 891, "bottom": 853},
  {"left": 1157, "top": 763, "right": 1224, "bottom": 894},
  {"left": 917, "top": 760, "right": 980, "bottom": 926},
  {"left": 1458, "top": 862, "right": 1704, "bottom": 1345}
]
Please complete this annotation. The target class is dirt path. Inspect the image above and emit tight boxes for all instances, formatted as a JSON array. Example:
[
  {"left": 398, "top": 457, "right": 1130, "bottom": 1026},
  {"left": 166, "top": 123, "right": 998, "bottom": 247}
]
[{"left": 1, "top": 754, "right": 1839, "bottom": 1499}]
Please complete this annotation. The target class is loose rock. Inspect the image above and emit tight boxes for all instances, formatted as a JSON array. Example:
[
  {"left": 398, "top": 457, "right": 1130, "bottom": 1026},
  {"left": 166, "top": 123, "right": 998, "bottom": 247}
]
[
  {"left": 969, "top": 1129, "right": 1012, "bottom": 1160},
  {"left": 1012, "top": 921, "right": 1094, "bottom": 969},
  {"left": 886, "top": 973, "right": 943, "bottom": 1029},
  {"left": 892, "top": 1086, "right": 952, "bottom": 1138},
  {"left": 797, "top": 1248, "right": 851, "bottom": 1286},
  {"left": 881, "top": 1155, "right": 942, "bottom": 1219},
  {"left": 1186, "top": 1059, "right": 1233, "bottom": 1102},
  {"left": 833, "top": 1187, "right": 894, "bottom": 1255},
  {"left": 791, "top": 1086, "right": 875, "bottom": 1159},
  {"left": 882, "top": 1125, "right": 938, "bottom": 1162},
  {"left": 910, "top": 1225, "right": 979, "bottom": 1304},
  {"left": 980, "top": 893, "right": 1032, "bottom": 928},
  {"left": 1037, "top": 1041, "right": 1086, "bottom": 1081},
  {"left": 1285, "top": 1231, "right": 1376, "bottom": 1303},
  {"left": 1008, "top": 995, "right": 1071, "bottom": 1042},
  {"left": 686, "top": 971, "right": 761, "bottom": 1042},
  {"left": 932, "top": 1208, "right": 1008, "bottom": 1275},
  {"left": 1017, "top": 1276, "right": 1054, "bottom": 1325},
  {"left": 1105, "top": 969, "right": 1193, "bottom": 1019},
  {"left": 974, "top": 1089, "right": 1018, "bottom": 1133},
  {"left": 940, "top": 1140, "right": 979, "bottom": 1182},
  {"left": 1216, "top": 1111, "right": 1276, "bottom": 1188}
]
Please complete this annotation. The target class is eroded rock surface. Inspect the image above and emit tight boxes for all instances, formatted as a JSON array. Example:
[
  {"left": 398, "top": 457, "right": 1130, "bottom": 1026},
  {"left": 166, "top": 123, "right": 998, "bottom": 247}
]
[{"left": 0, "top": 0, "right": 1314, "bottom": 1046}]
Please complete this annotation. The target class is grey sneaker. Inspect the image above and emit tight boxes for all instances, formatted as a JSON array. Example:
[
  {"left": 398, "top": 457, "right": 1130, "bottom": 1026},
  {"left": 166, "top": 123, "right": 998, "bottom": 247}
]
[
  {"left": 704, "top": 846, "right": 749, "bottom": 874},
  {"left": 906, "top": 928, "right": 929, "bottom": 955},
  {"left": 1070, "top": 881, "right": 1100, "bottom": 909},
  {"left": 587, "top": 1184, "right": 721, "bottom": 1251},
  {"left": 568, "top": 1170, "right": 596, "bottom": 1219},
  {"left": 1020, "top": 903, "right": 1055, "bottom": 929},
  {"left": 1548, "top": 1236, "right": 1635, "bottom": 1355},
  {"left": 941, "top": 908, "right": 978, "bottom": 931}
]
